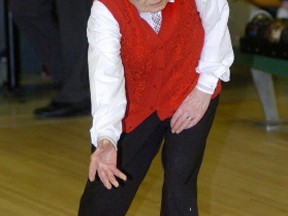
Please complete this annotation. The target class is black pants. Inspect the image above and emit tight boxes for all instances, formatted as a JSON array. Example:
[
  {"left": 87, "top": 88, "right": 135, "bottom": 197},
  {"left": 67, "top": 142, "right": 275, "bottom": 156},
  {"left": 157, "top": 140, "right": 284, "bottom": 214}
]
[
  {"left": 78, "top": 96, "right": 219, "bottom": 216},
  {"left": 8, "top": 0, "right": 92, "bottom": 103}
]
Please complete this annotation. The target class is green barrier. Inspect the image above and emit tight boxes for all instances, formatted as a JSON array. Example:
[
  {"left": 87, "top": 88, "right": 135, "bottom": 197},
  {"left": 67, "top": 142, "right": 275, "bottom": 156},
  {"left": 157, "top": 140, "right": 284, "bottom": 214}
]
[{"left": 233, "top": 47, "right": 288, "bottom": 77}]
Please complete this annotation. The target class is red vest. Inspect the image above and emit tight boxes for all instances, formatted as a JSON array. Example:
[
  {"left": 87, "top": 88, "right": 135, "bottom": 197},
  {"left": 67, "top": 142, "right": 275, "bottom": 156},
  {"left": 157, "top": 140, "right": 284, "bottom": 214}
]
[{"left": 99, "top": 0, "right": 221, "bottom": 132}]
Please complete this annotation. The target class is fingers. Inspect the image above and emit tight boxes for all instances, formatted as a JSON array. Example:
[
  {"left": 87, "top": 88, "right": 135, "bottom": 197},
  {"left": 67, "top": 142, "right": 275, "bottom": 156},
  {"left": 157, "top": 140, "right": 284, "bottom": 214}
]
[
  {"left": 88, "top": 158, "right": 98, "bottom": 182},
  {"left": 171, "top": 113, "right": 198, "bottom": 134},
  {"left": 186, "top": 118, "right": 197, "bottom": 129},
  {"left": 97, "top": 166, "right": 127, "bottom": 190},
  {"left": 170, "top": 107, "right": 185, "bottom": 133},
  {"left": 171, "top": 88, "right": 211, "bottom": 133},
  {"left": 98, "top": 169, "right": 114, "bottom": 190},
  {"left": 113, "top": 167, "right": 127, "bottom": 182},
  {"left": 107, "top": 167, "right": 127, "bottom": 188},
  {"left": 88, "top": 139, "right": 127, "bottom": 189},
  {"left": 171, "top": 113, "right": 186, "bottom": 133},
  {"left": 88, "top": 156, "right": 127, "bottom": 189}
]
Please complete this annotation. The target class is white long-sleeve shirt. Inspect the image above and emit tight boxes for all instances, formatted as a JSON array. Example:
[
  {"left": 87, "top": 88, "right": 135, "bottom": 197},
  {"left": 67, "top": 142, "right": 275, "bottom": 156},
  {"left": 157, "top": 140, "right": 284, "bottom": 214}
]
[{"left": 87, "top": 0, "right": 234, "bottom": 148}]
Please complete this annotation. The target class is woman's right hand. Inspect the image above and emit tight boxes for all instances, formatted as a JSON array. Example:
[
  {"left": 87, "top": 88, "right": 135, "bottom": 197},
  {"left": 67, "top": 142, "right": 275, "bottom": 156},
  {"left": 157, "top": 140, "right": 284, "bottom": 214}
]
[{"left": 88, "top": 139, "right": 127, "bottom": 190}]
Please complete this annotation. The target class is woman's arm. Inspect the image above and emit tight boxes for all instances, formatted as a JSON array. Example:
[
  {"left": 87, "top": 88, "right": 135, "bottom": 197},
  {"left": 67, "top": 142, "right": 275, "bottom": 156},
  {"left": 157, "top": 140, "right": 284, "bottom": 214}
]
[
  {"left": 171, "top": 0, "right": 234, "bottom": 133},
  {"left": 195, "top": 0, "right": 234, "bottom": 94},
  {"left": 86, "top": 1, "right": 127, "bottom": 189},
  {"left": 87, "top": 1, "right": 127, "bottom": 149}
]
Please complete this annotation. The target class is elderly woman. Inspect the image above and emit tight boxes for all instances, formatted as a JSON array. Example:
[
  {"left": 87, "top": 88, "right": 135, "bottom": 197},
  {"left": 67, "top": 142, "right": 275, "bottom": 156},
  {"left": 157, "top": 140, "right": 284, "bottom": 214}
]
[{"left": 78, "top": 0, "right": 234, "bottom": 215}]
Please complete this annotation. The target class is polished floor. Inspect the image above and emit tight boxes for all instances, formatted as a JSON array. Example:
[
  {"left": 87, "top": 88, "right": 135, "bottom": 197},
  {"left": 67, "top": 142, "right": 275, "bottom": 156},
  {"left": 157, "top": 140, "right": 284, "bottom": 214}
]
[{"left": 0, "top": 69, "right": 288, "bottom": 216}]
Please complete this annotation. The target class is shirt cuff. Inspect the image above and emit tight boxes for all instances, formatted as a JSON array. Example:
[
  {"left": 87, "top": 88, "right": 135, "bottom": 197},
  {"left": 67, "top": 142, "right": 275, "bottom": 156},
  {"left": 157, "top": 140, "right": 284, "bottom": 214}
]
[
  {"left": 196, "top": 73, "right": 219, "bottom": 94},
  {"left": 90, "top": 128, "right": 119, "bottom": 149},
  {"left": 98, "top": 136, "right": 118, "bottom": 150}
]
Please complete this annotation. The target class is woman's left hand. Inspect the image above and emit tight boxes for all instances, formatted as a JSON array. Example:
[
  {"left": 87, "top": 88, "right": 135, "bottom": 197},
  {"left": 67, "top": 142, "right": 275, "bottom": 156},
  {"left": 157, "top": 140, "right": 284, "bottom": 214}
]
[{"left": 171, "top": 88, "right": 211, "bottom": 134}]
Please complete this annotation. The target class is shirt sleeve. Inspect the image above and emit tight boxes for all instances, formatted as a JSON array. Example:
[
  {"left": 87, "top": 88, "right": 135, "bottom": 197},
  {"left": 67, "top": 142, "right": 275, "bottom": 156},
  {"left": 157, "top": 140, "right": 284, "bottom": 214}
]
[
  {"left": 87, "top": 1, "right": 126, "bottom": 148},
  {"left": 195, "top": 0, "right": 234, "bottom": 94}
]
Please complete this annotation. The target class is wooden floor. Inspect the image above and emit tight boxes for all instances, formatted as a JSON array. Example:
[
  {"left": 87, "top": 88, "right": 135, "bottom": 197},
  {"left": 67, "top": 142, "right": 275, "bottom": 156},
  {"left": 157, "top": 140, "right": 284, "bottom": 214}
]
[{"left": 0, "top": 71, "right": 288, "bottom": 216}]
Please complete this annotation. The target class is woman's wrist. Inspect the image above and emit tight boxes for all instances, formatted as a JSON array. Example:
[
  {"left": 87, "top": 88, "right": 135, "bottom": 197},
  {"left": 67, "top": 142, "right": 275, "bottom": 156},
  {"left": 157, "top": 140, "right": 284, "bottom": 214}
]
[{"left": 98, "top": 138, "right": 114, "bottom": 149}]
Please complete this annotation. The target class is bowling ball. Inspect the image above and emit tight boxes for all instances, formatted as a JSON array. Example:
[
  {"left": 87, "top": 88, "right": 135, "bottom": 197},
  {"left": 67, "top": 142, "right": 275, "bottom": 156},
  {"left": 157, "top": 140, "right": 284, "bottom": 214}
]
[
  {"left": 267, "top": 19, "right": 287, "bottom": 43},
  {"left": 245, "top": 13, "right": 273, "bottom": 39}
]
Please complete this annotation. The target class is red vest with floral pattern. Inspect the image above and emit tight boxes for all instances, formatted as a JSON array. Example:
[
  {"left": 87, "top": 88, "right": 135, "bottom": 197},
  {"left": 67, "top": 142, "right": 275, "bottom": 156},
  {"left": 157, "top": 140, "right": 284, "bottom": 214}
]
[{"left": 99, "top": 0, "right": 221, "bottom": 132}]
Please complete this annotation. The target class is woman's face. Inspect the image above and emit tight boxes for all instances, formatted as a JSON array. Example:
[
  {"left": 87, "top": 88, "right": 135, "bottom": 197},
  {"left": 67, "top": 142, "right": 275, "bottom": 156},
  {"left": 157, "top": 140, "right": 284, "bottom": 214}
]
[{"left": 129, "top": 0, "right": 170, "bottom": 12}]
